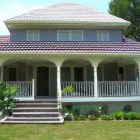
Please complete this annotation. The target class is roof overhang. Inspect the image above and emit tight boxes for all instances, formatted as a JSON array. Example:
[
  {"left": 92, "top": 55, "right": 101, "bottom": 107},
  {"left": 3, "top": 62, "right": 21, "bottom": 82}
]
[{"left": 4, "top": 20, "right": 131, "bottom": 30}]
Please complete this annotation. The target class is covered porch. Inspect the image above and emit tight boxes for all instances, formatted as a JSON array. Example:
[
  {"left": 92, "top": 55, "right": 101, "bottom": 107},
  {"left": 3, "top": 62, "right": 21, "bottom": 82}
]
[{"left": 1, "top": 56, "right": 140, "bottom": 100}]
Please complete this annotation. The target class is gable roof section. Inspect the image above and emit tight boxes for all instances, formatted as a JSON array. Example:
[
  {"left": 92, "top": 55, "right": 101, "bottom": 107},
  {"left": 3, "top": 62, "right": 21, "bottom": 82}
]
[
  {"left": 0, "top": 35, "right": 140, "bottom": 55},
  {"left": 6, "top": 3, "right": 130, "bottom": 24}
]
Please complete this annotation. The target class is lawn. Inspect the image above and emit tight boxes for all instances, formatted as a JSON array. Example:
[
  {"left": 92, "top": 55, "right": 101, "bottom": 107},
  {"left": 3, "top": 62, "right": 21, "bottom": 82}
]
[{"left": 0, "top": 121, "right": 140, "bottom": 140}]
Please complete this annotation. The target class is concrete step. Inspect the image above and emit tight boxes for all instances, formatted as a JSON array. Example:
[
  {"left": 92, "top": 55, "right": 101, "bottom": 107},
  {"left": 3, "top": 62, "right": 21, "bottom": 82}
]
[
  {"left": 17, "top": 100, "right": 57, "bottom": 103},
  {"left": 13, "top": 112, "right": 59, "bottom": 117},
  {"left": 13, "top": 108, "right": 58, "bottom": 112},
  {"left": 1, "top": 117, "right": 63, "bottom": 124},
  {"left": 15, "top": 103, "right": 58, "bottom": 108}
]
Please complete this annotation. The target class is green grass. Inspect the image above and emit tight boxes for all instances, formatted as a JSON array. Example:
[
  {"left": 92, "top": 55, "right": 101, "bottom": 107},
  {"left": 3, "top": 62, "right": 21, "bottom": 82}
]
[{"left": 0, "top": 121, "right": 140, "bottom": 140}]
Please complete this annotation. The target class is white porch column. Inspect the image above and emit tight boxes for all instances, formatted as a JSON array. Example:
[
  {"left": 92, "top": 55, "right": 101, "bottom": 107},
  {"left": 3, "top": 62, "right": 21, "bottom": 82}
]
[
  {"left": 94, "top": 66, "right": 98, "bottom": 97},
  {"left": 138, "top": 69, "right": 140, "bottom": 81},
  {"left": 57, "top": 66, "right": 61, "bottom": 101}
]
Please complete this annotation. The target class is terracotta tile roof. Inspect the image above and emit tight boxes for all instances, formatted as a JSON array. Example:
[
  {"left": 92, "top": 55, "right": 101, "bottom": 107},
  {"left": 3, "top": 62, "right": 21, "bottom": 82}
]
[
  {"left": 0, "top": 35, "right": 140, "bottom": 55},
  {"left": 7, "top": 3, "right": 130, "bottom": 24},
  {"left": 0, "top": 35, "right": 10, "bottom": 42}
]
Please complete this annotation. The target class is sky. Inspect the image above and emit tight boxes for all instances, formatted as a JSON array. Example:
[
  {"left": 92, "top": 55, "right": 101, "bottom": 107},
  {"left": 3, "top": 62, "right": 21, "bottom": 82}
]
[{"left": 0, "top": 0, "right": 111, "bottom": 35}]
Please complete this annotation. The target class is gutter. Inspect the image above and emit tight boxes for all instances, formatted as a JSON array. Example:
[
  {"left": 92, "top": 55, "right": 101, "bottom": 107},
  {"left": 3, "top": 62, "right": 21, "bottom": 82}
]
[{"left": 4, "top": 20, "right": 131, "bottom": 26}]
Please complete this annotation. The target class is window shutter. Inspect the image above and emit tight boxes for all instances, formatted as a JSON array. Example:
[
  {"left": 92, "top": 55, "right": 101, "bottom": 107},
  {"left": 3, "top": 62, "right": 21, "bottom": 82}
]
[
  {"left": 97, "top": 31, "right": 102, "bottom": 41},
  {"left": 71, "top": 31, "right": 82, "bottom": 41}
]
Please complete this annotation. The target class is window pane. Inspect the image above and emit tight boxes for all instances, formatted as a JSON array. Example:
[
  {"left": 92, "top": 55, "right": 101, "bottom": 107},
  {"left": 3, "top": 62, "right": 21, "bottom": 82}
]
[
  {"left": 102, "top": 31, "right": 108, "bottom": 41},
  {"left": 97, "top": 31, "right": 102, "bottom": 41},
  {"left": 28, "top": 32, "right": 33, "bottom": 41},
  {"left": 71, "top": 31, "right": 82, "bottom": 41},
  {"left": 74, "top": 68, "right": 83, "bottom": 81},
  {"left": 34, "top": 31, "right": 39, "bottom": 41},
  {"left": 59, "top": 31, "right": 70, "bottom": 41},
  {"left": 61, "top": 68, "right": 70, "bottom": 82}
]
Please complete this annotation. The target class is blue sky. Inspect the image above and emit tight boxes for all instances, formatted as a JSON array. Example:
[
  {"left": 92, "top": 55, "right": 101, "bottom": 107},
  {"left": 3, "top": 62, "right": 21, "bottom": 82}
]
[{"left": 0, "top": 0, "right": 111, "bottom": 35}]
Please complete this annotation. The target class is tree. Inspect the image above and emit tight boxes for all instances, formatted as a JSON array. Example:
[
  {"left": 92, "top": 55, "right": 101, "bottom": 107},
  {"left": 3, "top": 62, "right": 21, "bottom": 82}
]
[
  {"left": 0, "top": 81, "right": 18, "bottom": 116},
  {"left": 108, "top": 0, "right": 140, "bottom": 41}
]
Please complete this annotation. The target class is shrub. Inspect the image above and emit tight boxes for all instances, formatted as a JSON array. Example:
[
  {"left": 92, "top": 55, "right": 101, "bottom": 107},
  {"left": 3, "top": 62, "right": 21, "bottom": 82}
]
[
  {"left": 80, "top": 106, "right": 89, "bottom": 116},
  {"left": 64, "top": 114, "right": 74, "bottom": 121},
  {"left": 101, "top": 115, "right": 111, "bottom": 120},
  {"left": 71, "top": 106, "right": 80, "bottom": 115},
  {"left": 123, "top": 113, "right": 128, "bottom": 120},
  {"left": 74, "top": 115, "right": 87, "bottom": 121},
  {"left": 128, "top": 112, "right": 139, "bottom": 120},
  {"left": 88, "top": 115, "right": 97, "bottom": 120},
  {"left": 0, "top": 82, "right": 18, "bottom": 116}
]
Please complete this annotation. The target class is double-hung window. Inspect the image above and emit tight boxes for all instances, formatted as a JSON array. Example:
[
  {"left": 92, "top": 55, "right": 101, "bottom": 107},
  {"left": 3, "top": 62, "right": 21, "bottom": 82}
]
[
  {"left": 58, "top": 30, "right": 83, "bottom": 41},
  {"left": 97, "top": 30, "right": 109, "bottom": 41},
  {"left": 27, "top": 30, "right": 39, "bottom": 41}
]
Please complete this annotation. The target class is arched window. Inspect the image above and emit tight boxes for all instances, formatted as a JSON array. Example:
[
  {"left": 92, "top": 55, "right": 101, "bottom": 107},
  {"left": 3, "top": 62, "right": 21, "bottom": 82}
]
[{"left": 123, "top": 105, "right": 132, "bottom": 113}]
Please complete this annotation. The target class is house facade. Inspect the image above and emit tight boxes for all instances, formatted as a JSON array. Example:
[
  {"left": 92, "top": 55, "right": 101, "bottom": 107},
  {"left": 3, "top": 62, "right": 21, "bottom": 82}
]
[{"left": 1, "top": 3, "right": 140, "bottom": 123}]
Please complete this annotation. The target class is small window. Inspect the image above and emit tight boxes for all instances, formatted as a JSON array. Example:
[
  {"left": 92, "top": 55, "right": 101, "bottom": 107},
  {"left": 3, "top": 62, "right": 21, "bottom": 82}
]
[
  {"left": 58, "top": 30, "right": 83, "bottom": 41},
  {"left": 27, "top": 30, "right": 39, "bottom": 41},
  {"left": 97, "top": 30, "right": 109, "bottom": 41},
  {"left": 61, "top": 68, "right": 70, "bottom": 82},
  {"left": 123, "top": 105, "right": 132, "bottom": 113}
]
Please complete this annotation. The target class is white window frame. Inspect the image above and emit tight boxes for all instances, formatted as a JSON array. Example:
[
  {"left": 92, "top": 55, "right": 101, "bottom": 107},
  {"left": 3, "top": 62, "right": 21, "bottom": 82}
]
[
  {"left": 27, "top": 30, "right": 40, "bottom": 41},
  {"left": 57, "top": 30, "right": 83, "bottom": 41},
  {"left": 97, "top": 30, "right": 109, "bottom": 41}
]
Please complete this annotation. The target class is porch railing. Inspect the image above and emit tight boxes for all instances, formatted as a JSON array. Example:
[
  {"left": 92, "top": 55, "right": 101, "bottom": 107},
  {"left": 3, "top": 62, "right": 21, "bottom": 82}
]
[
  {"left": 61, "top": 82, "right": 94, "bottom": 97},
  {"left": 6, "top": 79, "right": 35, "bottom": 98},
  {"left": 98, "top": 81, "right": 140, "bottom": 97}
]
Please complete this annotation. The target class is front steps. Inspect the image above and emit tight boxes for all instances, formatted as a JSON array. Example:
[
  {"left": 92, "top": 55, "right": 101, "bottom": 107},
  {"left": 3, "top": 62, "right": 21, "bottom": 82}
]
[{"left": 1, "top": 99, "right": 64, "bottom": 124}]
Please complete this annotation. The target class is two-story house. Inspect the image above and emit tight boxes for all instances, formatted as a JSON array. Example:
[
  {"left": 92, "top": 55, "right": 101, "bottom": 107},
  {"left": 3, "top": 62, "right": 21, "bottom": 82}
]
[{"left": 1, "top": 2, "right": 140, "bottom": 123}]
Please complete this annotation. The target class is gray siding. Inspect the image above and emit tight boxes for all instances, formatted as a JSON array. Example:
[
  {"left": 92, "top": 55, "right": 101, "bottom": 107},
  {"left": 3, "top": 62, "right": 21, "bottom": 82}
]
[
  {"left": 126, "top": 64, "right": 136, "bottom": 81},
  {"left": 104, "top": 63, "right": 118, "bottom": 81},
  {"left": 50, "top": 67, "right": 57, "bottom": 96},
  {"left": 10, "top": 29, "right": 122, "bottom": 42}
]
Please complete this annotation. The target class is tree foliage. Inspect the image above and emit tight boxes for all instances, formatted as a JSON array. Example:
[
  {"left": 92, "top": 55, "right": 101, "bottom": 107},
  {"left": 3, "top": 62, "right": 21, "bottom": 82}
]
[
  {"left": 108, "top": 0, "right": 140, "bottom": 41},
  {"left": 0, "top": 81, "right": 18, "bottom": 116}
]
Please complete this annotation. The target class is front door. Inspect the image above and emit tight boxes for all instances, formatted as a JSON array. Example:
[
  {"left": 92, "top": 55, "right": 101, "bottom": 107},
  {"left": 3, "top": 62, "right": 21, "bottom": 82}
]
[{"left": 37, "top": 66, "right": 49, "bottom": 96}]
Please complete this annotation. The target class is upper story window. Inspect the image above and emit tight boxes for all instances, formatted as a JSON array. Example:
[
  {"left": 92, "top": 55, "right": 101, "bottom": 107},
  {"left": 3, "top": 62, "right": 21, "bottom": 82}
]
[
  {"left": 57, "top": 30, "right": 83, "bottom": 41},
  {"left": 27, "top": 30, "right": 39, "bottom": 41},
  {"left": 97, "top": 30, "right": 109, "bottom": 41}
]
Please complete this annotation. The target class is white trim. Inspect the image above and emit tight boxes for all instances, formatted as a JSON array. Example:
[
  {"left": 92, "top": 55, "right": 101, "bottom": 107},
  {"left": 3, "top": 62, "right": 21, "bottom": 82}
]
[
  {"left": 4, "top": 20, "right": 131, "bottom": 25},
  {"left": 27, "top": 30, "right": 40, "bottom": 41},
  {"left": 57, "top": 30, "right": 83, "bottom": 41},
  {"left": 97, "top": 30, "right": 109, "bottom": 41}
]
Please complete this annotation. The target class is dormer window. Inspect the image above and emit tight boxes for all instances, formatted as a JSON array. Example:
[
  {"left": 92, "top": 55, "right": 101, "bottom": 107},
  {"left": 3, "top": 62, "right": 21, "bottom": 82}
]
[
  {"left": 97, "top": 30, "right": 109, "bottom": 41},
  {"left": 27, "top": 30, "right": 39, "bottom": 41},
  {"left": 57, "top": 30, "right": 83, "bottom": 41}
]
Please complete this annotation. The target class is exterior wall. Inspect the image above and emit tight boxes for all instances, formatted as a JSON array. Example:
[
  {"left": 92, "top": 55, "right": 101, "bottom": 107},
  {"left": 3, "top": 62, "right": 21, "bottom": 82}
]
[
  {"left": 26, "top": 65, "right": 33, "bottom": 81},
  {"left": 125, "top": 64, "right": 136, "bottom": 81},
  {"left": 62, "top": 101, "right": 140, "bottom": 115},
  {"left": 10, "top": 29, "right": 122, "bottom": 42},
  {"left": 104, "top": 63, "right": 118, "bottom": 81},
  {"left": 50, "top": 67, "right": 57, "bottom": 96}
]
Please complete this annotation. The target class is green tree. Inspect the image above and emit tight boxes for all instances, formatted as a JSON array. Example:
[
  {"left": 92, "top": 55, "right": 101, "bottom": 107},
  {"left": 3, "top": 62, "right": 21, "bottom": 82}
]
[
  {"left": 0, "top": 81, "right": 18, "bottom": 116},
  {"left": 108, "top": 0, "right": 140, "bottom": 41}
]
